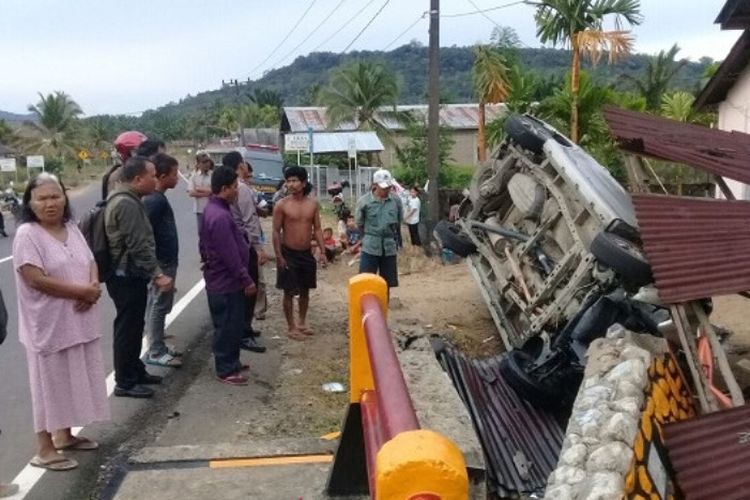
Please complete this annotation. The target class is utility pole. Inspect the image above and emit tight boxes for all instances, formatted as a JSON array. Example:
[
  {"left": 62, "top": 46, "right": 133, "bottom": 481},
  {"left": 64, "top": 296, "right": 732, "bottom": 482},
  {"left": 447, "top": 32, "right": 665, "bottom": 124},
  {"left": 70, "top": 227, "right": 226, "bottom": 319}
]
[
  {"left": 426, "top": 0, "right": 440, "bottom": 246},
  {"left": 226, "top": 79, "right": 247, "bottom": 146}
]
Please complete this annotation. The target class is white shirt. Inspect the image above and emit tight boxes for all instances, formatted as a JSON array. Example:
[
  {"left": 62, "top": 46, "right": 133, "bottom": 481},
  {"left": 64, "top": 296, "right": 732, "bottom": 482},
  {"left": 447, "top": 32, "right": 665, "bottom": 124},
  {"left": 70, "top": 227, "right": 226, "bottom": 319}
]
[
  {"left": 405, "top": 196, "right": 420, "bottom": 225},
  {"left": 187, "top": 170, "right": 211, "bottom": 214}
]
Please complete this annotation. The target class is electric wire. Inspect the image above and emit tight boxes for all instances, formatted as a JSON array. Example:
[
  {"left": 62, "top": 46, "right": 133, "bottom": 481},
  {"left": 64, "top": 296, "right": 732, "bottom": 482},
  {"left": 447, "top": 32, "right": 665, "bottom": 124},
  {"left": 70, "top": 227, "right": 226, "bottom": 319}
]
[
  {"left": 443, "top": 0, "right": 526, "bottom": 17},
  {"left": 309, "top": 0, "right": 379, "bottom": 53},
  {"left": 248, "top": 0, "right": 319, "bottom": 78},
  {"left": 340, "top": 0, "right": 391, "bottom": 53},
  {"left": 383, "top": 12, "right": 427, "bottom": 51}
]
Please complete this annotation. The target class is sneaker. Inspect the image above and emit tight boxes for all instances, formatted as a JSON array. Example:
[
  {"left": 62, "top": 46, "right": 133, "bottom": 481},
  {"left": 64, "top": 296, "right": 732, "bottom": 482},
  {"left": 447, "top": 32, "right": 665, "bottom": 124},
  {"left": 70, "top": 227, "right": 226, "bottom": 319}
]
[
  {"left": 217, "top": 373, "right": 248, "bottom": 386},
  {"left": 146, "top": 353, "right": 183, "bottom": 368},
  {"left": 240, "top": 337, "right": 267, "bottom": 353},
  {"left": 138, "top": 373, "right": 163, "bottom": 385},
  {"left": 114, "top": 385, "right": 154, "bottom": 398}
]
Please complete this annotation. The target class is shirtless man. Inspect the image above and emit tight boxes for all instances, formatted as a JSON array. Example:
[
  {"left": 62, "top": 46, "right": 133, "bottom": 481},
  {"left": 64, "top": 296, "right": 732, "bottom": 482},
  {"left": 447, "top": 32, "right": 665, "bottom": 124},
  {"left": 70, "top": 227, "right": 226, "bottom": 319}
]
[{"left": 273, "top": 166, "right": 326, "bottom": 340}]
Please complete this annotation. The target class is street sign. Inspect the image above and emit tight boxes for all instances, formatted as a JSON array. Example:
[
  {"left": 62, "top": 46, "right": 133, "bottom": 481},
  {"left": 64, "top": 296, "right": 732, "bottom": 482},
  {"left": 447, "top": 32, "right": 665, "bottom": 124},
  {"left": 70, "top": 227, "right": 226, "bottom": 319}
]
[
  {"left": 285, "top": 133, "right": 310, "bottom": 152},
  {"left": 348, "top": 136, "right": 357, "bottom": 159},
  {"left": 78, "top": 149, "right": 90, "bottom": 161},
  {"left": 0, "top": 158, "right": 16, "bottom": 172},
  {"left": 27, "top": 155, "right": 45, "bottom": 169}
]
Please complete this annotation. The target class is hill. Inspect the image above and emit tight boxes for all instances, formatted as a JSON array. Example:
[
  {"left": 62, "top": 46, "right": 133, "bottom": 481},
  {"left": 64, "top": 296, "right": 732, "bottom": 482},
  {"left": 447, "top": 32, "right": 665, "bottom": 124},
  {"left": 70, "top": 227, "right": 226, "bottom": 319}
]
[
  {"left": 155, "top": 43, "right": 713, "bottom": 115},
  {"left": 0, "top": 110, "right": 33, "bottom": 125}
]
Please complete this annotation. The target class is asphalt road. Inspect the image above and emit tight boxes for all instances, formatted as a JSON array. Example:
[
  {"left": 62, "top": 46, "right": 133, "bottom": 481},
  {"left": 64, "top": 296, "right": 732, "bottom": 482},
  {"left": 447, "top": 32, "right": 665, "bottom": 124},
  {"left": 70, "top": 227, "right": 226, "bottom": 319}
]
[{"left": 0, "top": 175, "right": 209, "bottom": 498}]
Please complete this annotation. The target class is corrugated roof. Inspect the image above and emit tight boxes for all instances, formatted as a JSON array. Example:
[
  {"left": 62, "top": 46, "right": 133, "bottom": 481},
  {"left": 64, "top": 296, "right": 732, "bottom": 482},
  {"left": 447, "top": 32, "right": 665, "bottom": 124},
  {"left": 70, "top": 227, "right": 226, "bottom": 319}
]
[
  {"left": 632, "top": 193, "right": 750, "bottom": 303},
  {"left": 695, "top": 30, "right": 750, "bottom": 109},
  {"left": 604, "top": 105, "right": 750, "bottom": 185},
  {"left": 435, "top": 343, "right": 564, "bottom": 498},
  {"left": 664, "top": 404, "right": 750, "bottom": 499},
  {"left": 281, "top": 103, "right": 506, "bottom": 133}
]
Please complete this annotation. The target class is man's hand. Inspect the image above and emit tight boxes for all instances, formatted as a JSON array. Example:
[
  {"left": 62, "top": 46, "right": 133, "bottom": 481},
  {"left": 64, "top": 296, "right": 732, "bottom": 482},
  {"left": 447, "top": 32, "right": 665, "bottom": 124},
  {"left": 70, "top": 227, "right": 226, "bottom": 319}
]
[
  {"left": 277, "top": 254, "right": 288, "bottom": 270},
  {"left": 154, "top": 274, "right": 174, "bottom": 292},
  {"left": 317, "top": 253, "right": 327, "bottom": 268},
  {"left": 258, "top": 249, "right": 269, "bottom": 266},
  {"left": 244, "top": 283, "right": 258, "bottom": 297}
]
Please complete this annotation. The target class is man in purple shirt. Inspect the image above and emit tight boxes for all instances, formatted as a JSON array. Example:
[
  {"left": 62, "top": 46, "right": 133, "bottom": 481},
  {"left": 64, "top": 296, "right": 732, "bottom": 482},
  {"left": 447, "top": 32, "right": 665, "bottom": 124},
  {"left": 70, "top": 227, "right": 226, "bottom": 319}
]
[{"left": 199, "top": 166, "right": 257, "bottom": 386}]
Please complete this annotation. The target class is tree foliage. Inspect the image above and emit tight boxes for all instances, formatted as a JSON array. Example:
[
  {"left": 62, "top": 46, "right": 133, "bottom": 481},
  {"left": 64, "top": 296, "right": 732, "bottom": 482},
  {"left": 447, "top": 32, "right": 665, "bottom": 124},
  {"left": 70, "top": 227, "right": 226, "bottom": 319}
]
[
  {"left": 18, "top": 91, "right": 83, "bottom": 158},
  {"left": 621, "top": 44, "right": 686, "bottom": 110}
]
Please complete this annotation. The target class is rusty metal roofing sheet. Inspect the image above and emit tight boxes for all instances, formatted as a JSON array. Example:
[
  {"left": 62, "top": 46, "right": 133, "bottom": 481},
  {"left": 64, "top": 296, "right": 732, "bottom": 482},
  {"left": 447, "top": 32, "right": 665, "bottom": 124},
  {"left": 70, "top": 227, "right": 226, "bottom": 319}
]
[
  {"left": 435, "top": 342, "right": 563, "bottom": 497},
  {"left": 632, "top": 193, "right": 750, "bottom": 303},
  {"left": 282, "top": 104, "right": 506, "bottom": 133},
  {"left": 604, "top": 106, "right": 750, "bottom": 185},
  {"left": 663, "top": 404, "right": 750, "bottom": 499}
]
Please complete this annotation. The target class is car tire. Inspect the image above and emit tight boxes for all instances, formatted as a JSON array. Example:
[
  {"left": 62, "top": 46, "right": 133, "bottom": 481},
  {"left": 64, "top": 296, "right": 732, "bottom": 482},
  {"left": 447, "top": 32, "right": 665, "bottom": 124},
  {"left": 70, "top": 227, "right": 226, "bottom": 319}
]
[
  {"left": 499, "top": 350, "right": 558, "bottom": 408},
  {"left": 504, "top": 115, "right": 550, "bottom": 154},
  {"left": 590, "top": 231, "right": 653, "bottom": 286},
  {"left": 434, "top": 220, "right": 476, "bottom": 257}
]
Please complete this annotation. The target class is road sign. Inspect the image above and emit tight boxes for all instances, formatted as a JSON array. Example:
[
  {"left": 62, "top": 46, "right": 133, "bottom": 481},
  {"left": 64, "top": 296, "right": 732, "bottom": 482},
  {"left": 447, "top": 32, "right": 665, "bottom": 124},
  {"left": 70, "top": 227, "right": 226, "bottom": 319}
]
[
  {"left": 78, "top": 149, "right": 90, "bottom": 161},
  {"left": 27, "top": 155, "right": 45, "bottom": 169},
  {"left": 348, "top": 136, "right": 357, "bottom": 159},
  {"left": 285, "top": 133, "right": 310, "bottom": 152},
  {"left": 0, "top": 158, "right": 16, "bottom": 172}
]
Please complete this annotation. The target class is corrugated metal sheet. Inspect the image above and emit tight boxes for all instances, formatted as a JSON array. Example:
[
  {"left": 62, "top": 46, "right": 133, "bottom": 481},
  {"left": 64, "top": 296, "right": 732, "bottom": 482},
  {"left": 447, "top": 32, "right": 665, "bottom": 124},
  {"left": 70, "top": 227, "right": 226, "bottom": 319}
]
[
  {"left": 603, "top": 106, "right": 750, "bottom": 185},
  {"left": 435, "top": 343, "right": 563, "bottom": 497},
  {"left": 663, "top": 404, "right": 750, "bottom": 499},
  {"left": 282, "top": 103, "right": 506, "bottom": 133},
  {"left": 632, "top": 193, "right": 750, "bottom": 303}
]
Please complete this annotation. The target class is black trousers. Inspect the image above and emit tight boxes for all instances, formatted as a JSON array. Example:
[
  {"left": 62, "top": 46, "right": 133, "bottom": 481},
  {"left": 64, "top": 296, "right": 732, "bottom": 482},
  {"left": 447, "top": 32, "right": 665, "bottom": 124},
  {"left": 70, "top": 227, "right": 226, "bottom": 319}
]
[
  {"left": 407, "top": 223, "right": 421, "bottom": 246},
  {"left": 207, "top": 290, "right": 245, "bottom": 377},
  {"left": 107, "top": 276, "right": 149, "bottom": 389},
  {"left": 243, "top": 246, "right": 259, "bottom": 338}
]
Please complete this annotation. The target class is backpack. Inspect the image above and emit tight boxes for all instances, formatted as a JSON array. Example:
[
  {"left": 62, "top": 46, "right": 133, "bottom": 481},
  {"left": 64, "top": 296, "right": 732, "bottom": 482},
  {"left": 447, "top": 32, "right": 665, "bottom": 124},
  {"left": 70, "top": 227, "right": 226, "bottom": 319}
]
[{"left": 79, "top": 192, "right": 126, "bottom": 282}]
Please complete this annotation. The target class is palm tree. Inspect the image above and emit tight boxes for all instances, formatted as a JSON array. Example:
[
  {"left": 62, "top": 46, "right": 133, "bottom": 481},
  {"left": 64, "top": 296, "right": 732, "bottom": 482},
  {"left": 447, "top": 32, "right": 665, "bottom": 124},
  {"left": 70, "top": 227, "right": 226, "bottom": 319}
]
[
  {"left": 473, "top": 45, "right": 510, "bottom": 162},
  {"left": 528, "top": 0, "right": 642, "bottom": 142},
  {"left": 20, "top": 91, "right": 83, "bottom": 158},
  {"left": 247, "top": 88, "right": 284, "bottom": 110},
  {"left": 317, "top": 60, "right": 400, "bottom": 164},
  {"left": 622, "top": 44, "right": 686, "bottom": 110}
]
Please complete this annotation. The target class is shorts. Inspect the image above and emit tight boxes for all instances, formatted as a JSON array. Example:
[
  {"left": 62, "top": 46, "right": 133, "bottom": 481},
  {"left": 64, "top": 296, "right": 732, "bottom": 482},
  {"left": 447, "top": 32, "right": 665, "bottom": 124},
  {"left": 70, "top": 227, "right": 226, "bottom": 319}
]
[
  {"left": 359, "top": 252, "right": 398, "bottom": 288},
  {"left": 276, "top": 245, "right": 317, "bottom": 292}
]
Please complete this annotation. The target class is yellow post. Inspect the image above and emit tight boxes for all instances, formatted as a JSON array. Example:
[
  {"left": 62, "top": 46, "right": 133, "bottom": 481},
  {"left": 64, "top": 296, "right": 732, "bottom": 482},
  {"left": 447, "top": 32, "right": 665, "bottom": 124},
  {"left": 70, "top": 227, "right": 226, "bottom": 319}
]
[
  {"left": 375, "top": 429, "right": 469, "bottom": 500},
  {"left": 348, "top": 273, "right": 388, "bottom": 404}
]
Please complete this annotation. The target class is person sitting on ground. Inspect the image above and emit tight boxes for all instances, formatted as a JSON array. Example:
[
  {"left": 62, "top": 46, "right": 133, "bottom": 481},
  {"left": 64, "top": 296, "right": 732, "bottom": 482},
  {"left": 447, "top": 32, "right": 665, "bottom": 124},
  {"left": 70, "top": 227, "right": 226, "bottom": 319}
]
[
  {"left": 345, "top": 214, "right": 363, "bottom": 255},
  {"left": 321, "top": 227, "right": 341, "bottom": 263},
  {"left": 13, "top": 173, "right": 110, "bottom": 472},
  {"left": 272, "top": 166, "right": 327, "bottom": 341}
]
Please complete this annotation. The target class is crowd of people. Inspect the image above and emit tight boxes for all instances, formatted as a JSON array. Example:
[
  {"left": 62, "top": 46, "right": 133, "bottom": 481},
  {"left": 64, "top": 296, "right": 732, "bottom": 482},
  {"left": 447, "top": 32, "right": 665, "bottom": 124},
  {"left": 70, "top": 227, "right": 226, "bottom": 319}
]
[{"left": 0, "top": 129, "right": 420, "bottom": 489}]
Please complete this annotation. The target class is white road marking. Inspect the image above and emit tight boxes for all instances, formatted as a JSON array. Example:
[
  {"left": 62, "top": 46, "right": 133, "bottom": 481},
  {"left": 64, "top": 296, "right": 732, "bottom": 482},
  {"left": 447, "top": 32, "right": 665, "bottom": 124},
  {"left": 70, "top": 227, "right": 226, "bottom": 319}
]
[
  {"left": 8, "top": 278, "right": 206, "bottom": 499},
  {"left": 0, "top": 255, "right": 12, "bottom": 264}
]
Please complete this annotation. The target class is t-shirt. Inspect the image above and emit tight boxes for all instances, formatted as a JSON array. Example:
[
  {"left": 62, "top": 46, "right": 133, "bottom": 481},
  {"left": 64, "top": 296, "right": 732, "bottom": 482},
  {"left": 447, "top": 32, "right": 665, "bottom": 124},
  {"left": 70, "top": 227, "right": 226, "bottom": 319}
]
[
  {"left": 143, "top": 190, "right": 179, "bottom": 266},
  {"left": 346, "top": 227, "right": 362, "bottom": 246},
  {"left": 13, "top": 221, "right": 101, "bottom": 354},
  {"left": 187, "top": 170, "right": 211, "bottom": 214},
  {"left": 405, "top": 196, "right": 421, "bottom": 225}
]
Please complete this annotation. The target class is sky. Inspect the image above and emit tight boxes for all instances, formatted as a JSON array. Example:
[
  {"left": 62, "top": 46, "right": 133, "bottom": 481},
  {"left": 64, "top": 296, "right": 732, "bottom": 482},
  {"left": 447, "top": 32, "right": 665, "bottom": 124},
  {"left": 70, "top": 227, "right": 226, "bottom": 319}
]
[{"left": 0, "top": 0, "right": 740, "bottom": 116}]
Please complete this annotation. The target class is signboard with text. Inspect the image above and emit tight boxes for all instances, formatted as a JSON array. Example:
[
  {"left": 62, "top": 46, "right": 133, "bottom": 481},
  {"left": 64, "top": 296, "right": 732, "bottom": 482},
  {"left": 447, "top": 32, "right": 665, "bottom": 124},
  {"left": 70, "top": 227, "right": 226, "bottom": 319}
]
[
  {"left": 27, "top": 155, "right": 45, "bottom": 169},
  {"left": 0, "top": 158, "right": 17, "bottom": 172},
  {"left": 285, "top": 133, "right": 311, "bottom": 152}
]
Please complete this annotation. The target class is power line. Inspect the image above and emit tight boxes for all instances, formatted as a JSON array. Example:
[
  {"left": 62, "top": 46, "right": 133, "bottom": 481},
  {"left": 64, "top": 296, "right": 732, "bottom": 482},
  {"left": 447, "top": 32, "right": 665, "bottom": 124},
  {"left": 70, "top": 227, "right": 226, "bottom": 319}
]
[
  {"left": 310, "top": 0, "right": 379, "bottom": 53},
  {"left": 383, "top": 12, "right": 427, "bottom": 51},
  {"left": 248, "top": 0, "right": 319, "bottom": 78},
  {"left": 269, "top": 0, "right": 348, "bottom": 69},
  {"left": 442, "top": 0, "right": 525, "bottom": 18},
  {"left": 340, "top": 0, "right": 391, "bottom": 53}
]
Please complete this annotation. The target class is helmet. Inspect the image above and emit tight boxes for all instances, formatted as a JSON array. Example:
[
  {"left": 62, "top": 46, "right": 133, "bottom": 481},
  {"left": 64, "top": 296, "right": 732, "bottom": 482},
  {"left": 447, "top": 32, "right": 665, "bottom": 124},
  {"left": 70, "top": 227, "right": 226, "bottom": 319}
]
[{"left": 114, "top": 131, "right": 147, "bottom": 162}]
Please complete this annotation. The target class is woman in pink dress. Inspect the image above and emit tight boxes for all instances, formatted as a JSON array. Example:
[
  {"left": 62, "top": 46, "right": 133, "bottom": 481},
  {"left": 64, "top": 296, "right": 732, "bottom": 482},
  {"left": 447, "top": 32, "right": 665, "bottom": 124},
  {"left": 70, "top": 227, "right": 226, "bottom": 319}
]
[{"left": 13, "top": 173, "right": 110, "bottom": 471}]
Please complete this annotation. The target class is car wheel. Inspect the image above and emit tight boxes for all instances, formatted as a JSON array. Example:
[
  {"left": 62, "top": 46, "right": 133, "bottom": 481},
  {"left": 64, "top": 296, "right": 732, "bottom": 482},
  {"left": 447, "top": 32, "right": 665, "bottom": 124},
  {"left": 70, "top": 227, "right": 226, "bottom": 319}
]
[
  {"left": 504, "top": 115, "right": 551, "bottom": 154},
  {"left": 590, "top": 232, "right": 653, "bottom": 286},
  {"left": 434, "top": 220, "right": 476, "bottom": 257},
  {"left": 499, "top": 350, "right": 558, "bottom": 408}
]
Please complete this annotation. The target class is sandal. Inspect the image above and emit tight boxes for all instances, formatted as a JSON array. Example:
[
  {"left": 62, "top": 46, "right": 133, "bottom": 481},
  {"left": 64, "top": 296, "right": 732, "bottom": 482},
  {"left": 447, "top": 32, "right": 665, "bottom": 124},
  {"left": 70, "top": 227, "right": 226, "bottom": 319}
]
[
  {"left": 30, "top": 454, "right": 78, "bottom": 471},
  {"left": 297, "top": 326, "right": 315, "bottom": 336},
  {"left": 54, "top": 436, "right": 99, "bottom": 451},
  {"left": 287, "top": 331, "right": 307, "bottom": 341},
  {"left": 146, "top": 353, "right": 183, "bottom": 368}
]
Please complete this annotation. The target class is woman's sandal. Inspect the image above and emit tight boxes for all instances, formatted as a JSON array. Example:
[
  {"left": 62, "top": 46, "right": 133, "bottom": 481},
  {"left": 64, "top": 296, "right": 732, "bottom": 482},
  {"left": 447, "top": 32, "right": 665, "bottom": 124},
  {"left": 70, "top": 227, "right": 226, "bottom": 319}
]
[
  {"left": 30, "top": 454, "right": 79, "bottom": 471},
  {"left": 54, "top": 436, "right": 99, "bottom": 451}
]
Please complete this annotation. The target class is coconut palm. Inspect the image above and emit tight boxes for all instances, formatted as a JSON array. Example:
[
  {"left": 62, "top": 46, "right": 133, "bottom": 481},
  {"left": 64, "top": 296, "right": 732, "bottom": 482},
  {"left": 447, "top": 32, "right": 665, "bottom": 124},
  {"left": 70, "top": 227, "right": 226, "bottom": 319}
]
[
  {"left": 317, "top": 60, "right": 400, "bottom": 163},
  {"left": 622, "top": 44, "right": 686, "bottom": 110},
  {"left": 528, "top": 0, "right": 642, "bottom": 142},
  {"left": 473, "top": 45, "right": 510, "bottom": 162},
  {"left": 20, "top": 91, "right": 83, "bottom": 158}
]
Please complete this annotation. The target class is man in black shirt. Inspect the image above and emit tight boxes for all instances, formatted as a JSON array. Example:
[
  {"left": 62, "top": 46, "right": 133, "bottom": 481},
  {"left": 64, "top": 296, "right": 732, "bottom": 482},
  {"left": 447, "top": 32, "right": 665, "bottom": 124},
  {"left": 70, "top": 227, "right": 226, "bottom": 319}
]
[{"left": 143, "top": 153, "right": 182, "bottom": 368}]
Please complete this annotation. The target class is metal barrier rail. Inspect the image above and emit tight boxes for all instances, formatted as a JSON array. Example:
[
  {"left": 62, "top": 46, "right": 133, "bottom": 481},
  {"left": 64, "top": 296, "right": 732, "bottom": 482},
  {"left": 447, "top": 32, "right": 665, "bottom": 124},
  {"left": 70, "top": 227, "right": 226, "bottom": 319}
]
[{"left": 327, "top": 274, "right": 468, "bottom": 500}]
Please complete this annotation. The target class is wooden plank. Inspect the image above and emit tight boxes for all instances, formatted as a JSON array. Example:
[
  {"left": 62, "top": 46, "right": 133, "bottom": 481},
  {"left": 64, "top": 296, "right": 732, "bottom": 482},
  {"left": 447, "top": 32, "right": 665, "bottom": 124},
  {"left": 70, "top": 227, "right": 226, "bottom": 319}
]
[{"left": 670, "top": 305, "right": 716, "bottom": 413}]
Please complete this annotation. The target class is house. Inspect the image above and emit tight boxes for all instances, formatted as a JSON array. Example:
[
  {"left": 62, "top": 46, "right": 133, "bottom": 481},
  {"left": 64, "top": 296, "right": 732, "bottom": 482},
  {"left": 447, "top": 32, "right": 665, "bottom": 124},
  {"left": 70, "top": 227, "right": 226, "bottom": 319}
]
[
  {"left": 280, "top": 103, "right": 506, "bottom": 168},
  {"left": 694, "top": 0, "right": 750, "bottom": 199}
]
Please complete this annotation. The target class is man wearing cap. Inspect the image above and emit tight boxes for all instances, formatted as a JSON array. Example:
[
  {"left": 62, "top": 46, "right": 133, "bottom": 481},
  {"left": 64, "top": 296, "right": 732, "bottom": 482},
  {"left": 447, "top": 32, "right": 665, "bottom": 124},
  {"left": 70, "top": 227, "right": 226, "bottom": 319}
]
[{"left": 355, "top": 169, "right": 403, "bottom": 290}]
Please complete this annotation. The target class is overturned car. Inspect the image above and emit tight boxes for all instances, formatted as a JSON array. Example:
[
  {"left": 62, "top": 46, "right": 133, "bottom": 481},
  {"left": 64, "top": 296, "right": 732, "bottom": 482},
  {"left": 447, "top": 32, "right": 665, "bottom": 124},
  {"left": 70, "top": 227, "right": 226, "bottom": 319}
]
[{"left": 436, "top": 115, "right": 663, "bottom": 407}]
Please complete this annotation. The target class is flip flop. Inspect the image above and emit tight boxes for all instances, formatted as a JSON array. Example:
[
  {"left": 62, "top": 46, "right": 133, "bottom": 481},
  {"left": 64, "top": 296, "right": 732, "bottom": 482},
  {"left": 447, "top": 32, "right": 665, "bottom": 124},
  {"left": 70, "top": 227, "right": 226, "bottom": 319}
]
[
  {"left": 54, "top": 436, "right": 99, "bottom": 451},
  {"left": 287, "top": 331, "right": 307, "bottom": 341},
  {"left": 30, "top": 454, "right": 78, "bottom": 471},
  {"left": 297, "top": 326, "right": 315, "bottom": 336}
]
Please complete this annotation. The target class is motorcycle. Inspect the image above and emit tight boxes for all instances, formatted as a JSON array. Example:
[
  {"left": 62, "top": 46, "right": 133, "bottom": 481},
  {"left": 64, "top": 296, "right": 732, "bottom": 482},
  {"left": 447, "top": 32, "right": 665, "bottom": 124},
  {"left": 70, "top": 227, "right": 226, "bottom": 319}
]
[{"left": 1, "top": 186, "right": 22, "bottom": 220}]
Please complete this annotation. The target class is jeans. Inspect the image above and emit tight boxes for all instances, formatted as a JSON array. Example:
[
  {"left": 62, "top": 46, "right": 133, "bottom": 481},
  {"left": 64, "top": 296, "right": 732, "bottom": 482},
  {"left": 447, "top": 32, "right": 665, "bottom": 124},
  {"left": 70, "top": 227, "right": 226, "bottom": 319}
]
[
  {"left": 207, "top": 290, "right": 246, "bottom": 377},
  {"left": 243, "top": 247, "right": 259, "bottom": 337},
  {"left": 145, "top": 263, "right": 177, "bottom": 356},
  {"left": 107, "top": 276, "right": 149, "bottom": 389}
]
